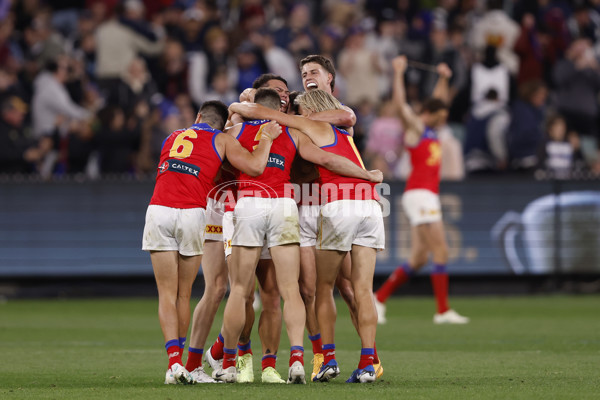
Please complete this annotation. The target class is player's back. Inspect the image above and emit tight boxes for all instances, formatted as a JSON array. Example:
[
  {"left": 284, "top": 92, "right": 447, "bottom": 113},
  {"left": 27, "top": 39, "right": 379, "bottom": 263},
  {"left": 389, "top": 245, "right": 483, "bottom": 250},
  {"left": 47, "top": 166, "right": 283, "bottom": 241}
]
[
  {"left": 150, "top": 123, "right": 223, "bottom": 209},
  {"left": 317, "top": 125, "right": 377, "bottom": 203},
  {"left": 405, "top": 127, "right": 441, "bottom": 194},
  {"left": 236, "top": 119, "right": 297, "bottom": 198}
]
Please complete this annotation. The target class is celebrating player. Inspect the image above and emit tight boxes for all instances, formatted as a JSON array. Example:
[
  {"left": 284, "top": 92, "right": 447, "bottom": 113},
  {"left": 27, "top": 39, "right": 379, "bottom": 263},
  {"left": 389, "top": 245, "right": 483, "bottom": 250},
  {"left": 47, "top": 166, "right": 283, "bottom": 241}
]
[
  {"left": 214, "top": 88, "right": 382, "bottom": 384},
  {"left": 299, "top": 55, "right": 382, "bottom": 379},
  {"left": 374, "top": 56, "right": 469, "bottom": 325},
  {"left": 141, "top": 101, "right": 282, "bottom": 384}
]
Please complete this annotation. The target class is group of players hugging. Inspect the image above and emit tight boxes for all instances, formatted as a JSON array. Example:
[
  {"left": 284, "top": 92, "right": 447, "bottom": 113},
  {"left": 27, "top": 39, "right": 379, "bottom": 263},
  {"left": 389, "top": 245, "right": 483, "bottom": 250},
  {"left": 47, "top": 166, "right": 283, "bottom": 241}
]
[{"left": 142, "top": 53, "right": 468, "bottom": 385}]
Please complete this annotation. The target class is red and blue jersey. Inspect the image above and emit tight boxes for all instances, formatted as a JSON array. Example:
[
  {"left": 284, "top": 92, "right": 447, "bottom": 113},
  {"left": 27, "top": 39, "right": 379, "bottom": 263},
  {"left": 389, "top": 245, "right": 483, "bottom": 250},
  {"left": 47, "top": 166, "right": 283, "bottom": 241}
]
[
  {"left": 236, "top": 119, "right": 297, "bottom": 198},
  {"left": 149, "top": 123, "right": 223, "bottom": 209},
  {"left": 317, "top": 125, "right": 377, "bottom": 203},
  {"left": 405, "top": 127, "right": 441, "bottom": 194}
]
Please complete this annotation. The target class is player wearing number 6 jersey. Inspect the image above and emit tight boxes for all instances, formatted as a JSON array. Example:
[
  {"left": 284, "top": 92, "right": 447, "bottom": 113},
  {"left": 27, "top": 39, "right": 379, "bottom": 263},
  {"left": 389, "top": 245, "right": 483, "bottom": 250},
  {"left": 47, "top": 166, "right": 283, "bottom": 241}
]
[
  {"left": 374, "top": 56, "right": 469, "bottom": 326},
  {"left": 142, "top": 100, "right": 282, "bottom": 385}
]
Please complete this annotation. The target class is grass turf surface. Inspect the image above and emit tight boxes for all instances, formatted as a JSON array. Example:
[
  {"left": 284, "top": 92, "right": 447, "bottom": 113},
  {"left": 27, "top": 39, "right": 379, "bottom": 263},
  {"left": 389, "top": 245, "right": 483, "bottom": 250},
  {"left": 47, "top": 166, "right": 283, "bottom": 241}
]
[{"left": 0, "top": 295, "right": 599, "bottom": 399}]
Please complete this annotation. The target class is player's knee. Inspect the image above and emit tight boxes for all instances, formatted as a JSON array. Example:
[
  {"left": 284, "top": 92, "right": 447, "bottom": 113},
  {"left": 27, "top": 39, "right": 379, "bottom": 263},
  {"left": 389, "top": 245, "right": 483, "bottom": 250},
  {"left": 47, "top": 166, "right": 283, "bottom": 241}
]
[
  {"left": 337, "top": 283, "right": 355, "bottom": 304},
  {"left": 299, "top": 284, "right": 315, "bottom": 305},
  {"left": 260, "top": 291, "right": 281, "bottom": 312}
]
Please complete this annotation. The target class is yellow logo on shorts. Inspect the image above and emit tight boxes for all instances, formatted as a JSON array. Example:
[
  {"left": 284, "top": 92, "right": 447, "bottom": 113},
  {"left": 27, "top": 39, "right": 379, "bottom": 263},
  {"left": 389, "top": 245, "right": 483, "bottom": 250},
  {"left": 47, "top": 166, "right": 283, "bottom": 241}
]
[{"left": 205, "top": 225, "right": 223, "bottom": 234}]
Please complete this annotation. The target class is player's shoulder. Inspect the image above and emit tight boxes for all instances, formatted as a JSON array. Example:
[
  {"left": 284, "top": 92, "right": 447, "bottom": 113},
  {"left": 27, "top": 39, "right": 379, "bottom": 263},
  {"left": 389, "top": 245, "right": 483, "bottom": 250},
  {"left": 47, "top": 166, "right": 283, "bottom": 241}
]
[{"left": 245, "top": 119, "right": 270, "bottom": 126}]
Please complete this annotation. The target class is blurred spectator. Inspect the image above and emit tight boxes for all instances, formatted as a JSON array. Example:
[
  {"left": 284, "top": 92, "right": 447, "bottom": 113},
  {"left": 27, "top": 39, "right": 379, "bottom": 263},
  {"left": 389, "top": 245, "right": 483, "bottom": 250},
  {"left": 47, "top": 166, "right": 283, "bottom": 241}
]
[
  {"left": 514, "top": 10, "right": 570, "bottom": 86},
  {"left": 363, "top": 100, "right": 403, "bottom": 180},
  {"left": 95, "top": 104, "right": 140, "bottom": 174},
  {"left": 438, "top": 124, "right": 465, "bottom": 181},
  {"left": 114, "top": 57, "right": 158, "bottom": 113},
  {"left": 552, "top": 38, "right": 600, "bottom": 169},
  {"left": 338, "top": 26, "right": 384, "bottom": 106},
  {"left": 273, "top": 2, "right": 318, "bottom": 61},
  {"left": 507, "top": 80, "right": 548, "bottom": 171},
  {"left": 469, "top": 0, "right": 520, "bottom": 74},
  {"left": 538, "top": 113, "right": 587, "bottom": 179},
  {"left": 464, "top": 88, "right": 510, "bottom": 174},
  {"left": 95, "top": 0, "right": 165, "bottom": 97},
  {"left": 421, "top": 22, "right": 466, "bottom": 100},
  {"left": 255, "top": 30, "right": 302, "bottom": 92},
  {"left": 235, "top": 41, "right": 265, "bottom": 94},
  {"left": 567, "top": 3, "right": 600, "bottom": 43},
  {"left": 32, "top": 57, "right": 91, "bottom": 139},
  {"left": 155, "top": 39, "right": 189, "bottom": 101},
  {"left": 203, "top": 66, "right": 238, "bottom": 105},
  {"left": 0, "top": 96, "right": 35, "bottom": 173}
]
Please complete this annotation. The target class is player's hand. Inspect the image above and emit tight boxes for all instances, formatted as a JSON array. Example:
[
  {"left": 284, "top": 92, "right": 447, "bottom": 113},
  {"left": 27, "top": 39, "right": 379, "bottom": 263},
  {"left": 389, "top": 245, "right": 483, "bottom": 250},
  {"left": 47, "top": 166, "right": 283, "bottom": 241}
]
[
  {"left": 239, "top": 88, "right": 256, "bottom": 103},
  {"left": 367, "top": 169, "right": 384, "bottom": 183},
  {"left": 392, "top": 55, "right": 407, "bottom": 73},
  {"left": 261, "top": 120, "right": 282, "bottom": 141},
  {"left": 436, "top": 63, "right": 452, "bottom": 79}
]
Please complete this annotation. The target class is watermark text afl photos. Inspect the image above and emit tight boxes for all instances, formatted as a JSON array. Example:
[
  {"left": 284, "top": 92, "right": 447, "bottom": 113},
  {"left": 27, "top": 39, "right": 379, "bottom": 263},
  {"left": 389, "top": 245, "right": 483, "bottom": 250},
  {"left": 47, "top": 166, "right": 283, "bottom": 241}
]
[{"left": 207, "top": 181, "right": 391, "bottom": 219}]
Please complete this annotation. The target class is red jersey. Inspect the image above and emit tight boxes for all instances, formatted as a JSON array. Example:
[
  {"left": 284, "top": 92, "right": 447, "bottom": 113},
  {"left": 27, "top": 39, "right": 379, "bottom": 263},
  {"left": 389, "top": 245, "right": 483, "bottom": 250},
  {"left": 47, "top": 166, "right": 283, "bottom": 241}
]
[
  {"left": 149, "top": 123, "right": 223, "bottom": 209},
  {"left": 317, "top": 125, "right": 377, "bottom": 203},
  {"left": 236, "top": 119, "right": 297, "bottom": 198},
  {"left": 405, "top": 128, "right": 441, "bottom": 194}
]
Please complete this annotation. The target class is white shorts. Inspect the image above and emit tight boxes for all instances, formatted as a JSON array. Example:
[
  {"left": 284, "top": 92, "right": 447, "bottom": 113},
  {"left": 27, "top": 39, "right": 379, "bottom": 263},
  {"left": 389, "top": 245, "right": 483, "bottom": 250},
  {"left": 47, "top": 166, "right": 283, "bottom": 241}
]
[
  {"left": 402, "top": 189, "right": 442, "bottom": 226},
  {"left": 142, "top": 205, "right": 206, "bottom": 256},
  {"left": 299, "top": 204, "right": 321, "bottom": 247},
  {"left": 204, "top": 197, "right": 224, "bottom": 241},
  {"left": 223, "top": 211, "right": 271, "bottom": 259},
  {"left": 232, "top": 197, "right": 300, "bottom": 248},
  {"left": 317, "top": 200, "right": 385, "bottom": 251}
]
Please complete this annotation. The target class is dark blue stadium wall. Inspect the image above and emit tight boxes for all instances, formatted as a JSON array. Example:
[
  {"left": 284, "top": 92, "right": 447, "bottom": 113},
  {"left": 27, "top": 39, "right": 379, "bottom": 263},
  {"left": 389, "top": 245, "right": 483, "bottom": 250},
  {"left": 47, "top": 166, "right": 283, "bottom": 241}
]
[{"left": 1, "top": 178, "right": 599, "bottom": 278}]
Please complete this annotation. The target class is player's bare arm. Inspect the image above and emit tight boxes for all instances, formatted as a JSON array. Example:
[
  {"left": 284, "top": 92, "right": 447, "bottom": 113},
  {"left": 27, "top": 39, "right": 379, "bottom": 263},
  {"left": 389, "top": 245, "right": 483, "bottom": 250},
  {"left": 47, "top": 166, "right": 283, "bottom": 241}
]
[
  {"left": 216, "top": 121, "right": 282, "bottom": 176},
  {"left": 308, "top": 105, "right": 356, "bottom": 129},
  {"left": 293, "top": 130, "right": 383, "bottom": 183},
  {"left": 229, "top": 102, "right": 332, "bottom": 146},
  {"left": 392, "top": 55, "right": 424, "bottom": 146},
  {"left": 431, "top": 63, "right": 452, "bottom": 104}
]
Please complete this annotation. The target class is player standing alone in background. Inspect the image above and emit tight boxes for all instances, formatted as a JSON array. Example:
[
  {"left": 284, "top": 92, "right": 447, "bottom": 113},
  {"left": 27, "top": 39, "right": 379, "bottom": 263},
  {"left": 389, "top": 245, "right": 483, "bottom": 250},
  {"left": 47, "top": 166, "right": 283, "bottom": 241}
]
[{"left": 374, "top": 56, "right": 469, "bottom": 325}]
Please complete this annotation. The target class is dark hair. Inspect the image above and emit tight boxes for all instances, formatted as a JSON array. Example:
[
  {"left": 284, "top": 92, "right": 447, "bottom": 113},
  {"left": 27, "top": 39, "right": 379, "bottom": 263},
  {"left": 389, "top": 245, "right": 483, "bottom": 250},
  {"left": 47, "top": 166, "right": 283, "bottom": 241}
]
[
  {"left": 484, "top": 88, "right": 499, "bottom": 101},
  {"left": 254, "top": 87, "right": 281, "bottom": 110},
  {"left": 252, "top": 73, "right": 288, "bottom": 89},
  {"left": 45, "top": 59, "right": 60, "bottom": 73},
  {"left": 300, "top": 54, "right": 336, "bottom": 92},
  {"left": 288, "top": 91, "right": 301, "bottom": 115},
  {"left": 519, "top": 79, "right": 546, "bottom": 103},
  {"left": 421, "top": 98, "right": 448, "bottom": 114},
  {"left": 200, "top": 100, "right": 228, "bottom": 131}
]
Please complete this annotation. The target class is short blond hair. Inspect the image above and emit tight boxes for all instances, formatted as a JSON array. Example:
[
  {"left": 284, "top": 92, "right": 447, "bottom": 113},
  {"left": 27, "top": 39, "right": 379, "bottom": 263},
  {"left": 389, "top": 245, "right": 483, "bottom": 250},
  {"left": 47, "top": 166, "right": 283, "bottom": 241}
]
[{"left": 295, "top": 89, "right": 343, "bottom": 114}]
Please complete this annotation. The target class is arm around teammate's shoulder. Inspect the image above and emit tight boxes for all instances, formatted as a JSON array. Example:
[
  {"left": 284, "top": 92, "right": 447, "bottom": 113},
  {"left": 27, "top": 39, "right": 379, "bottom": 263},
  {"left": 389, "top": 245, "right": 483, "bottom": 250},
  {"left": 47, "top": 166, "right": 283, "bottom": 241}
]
[
  {"left": 308, "top": 106, "right": 356, "bottom": 129},
  {"left": 295, "top": 131, "right": 383, "bottom": 182},
  {"left": 218, "top": 121, "right": 282, "bottom": 176}
]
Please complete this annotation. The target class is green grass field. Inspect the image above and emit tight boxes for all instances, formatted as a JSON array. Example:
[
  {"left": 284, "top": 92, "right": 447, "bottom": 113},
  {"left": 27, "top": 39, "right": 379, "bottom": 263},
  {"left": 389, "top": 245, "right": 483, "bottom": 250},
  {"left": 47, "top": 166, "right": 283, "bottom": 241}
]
[{"left": 1, "top": 295, "right": 599, "bottom": 399}]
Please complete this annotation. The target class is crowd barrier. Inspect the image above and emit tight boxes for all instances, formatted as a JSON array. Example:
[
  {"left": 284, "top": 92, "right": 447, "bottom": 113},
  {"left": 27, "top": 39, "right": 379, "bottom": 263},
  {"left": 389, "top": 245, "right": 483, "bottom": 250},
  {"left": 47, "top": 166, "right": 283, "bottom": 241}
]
[{"left": 1, "top": 176, "right": 598, "bottom": 277}]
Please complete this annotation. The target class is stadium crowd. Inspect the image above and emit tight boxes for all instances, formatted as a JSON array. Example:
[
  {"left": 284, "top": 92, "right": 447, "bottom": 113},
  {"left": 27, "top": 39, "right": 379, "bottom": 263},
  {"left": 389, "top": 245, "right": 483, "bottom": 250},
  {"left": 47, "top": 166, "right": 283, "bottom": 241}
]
[{"left": 1, "top": 0, "right": 600, "bottom": 180}]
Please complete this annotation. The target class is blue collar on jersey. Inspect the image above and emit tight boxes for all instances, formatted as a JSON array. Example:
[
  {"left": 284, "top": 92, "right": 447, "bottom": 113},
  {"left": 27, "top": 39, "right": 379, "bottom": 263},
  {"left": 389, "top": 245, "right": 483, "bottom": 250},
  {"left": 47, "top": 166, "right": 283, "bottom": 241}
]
[
  {"left": 190, "top": 123, "right": 222, "bottom": 134},
  {"left": 421, "top": 127, "right": 437, "bottom": 140},
  {"left": 245, "top": 119, "right": 270, "bottom": 126}
]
